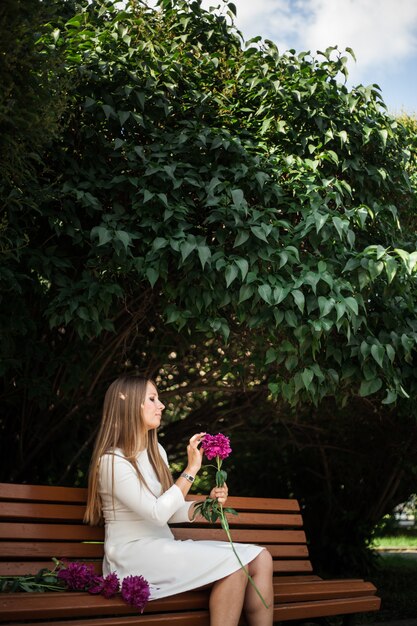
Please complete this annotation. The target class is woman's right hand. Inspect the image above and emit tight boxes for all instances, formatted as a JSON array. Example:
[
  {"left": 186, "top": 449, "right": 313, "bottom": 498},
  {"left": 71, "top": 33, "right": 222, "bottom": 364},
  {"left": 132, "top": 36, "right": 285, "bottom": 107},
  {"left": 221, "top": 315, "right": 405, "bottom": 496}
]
[{"left": 186, "top": 432, "right": 206, "bottom": 474}]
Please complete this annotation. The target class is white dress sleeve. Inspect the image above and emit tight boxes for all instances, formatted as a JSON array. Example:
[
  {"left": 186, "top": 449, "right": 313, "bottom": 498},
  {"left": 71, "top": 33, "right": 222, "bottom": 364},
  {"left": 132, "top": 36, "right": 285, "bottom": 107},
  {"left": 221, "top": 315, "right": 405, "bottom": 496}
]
[
  {"left": 157, "top": 444, "right": 195, "bottom": 524},
  {"left": 167, "top": 500, "right": 194, "bottom": 523},
  {"left": 100, "top": 453, "right": 187, "bottom": 527}
]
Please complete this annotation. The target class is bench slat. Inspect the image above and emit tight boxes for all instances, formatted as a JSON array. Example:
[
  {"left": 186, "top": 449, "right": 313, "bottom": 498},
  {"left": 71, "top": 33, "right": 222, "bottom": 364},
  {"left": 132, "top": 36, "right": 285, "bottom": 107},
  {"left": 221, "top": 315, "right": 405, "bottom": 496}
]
[
  {"left": 0, "top": 542, "right": 309, "bottom": 561},
  {"left": 5, "top": 599, "right": 382, "bottom": 626},
  {"left": 274, "top": 579, "right": 378, "bottom": 600},
  {"left": 0, "top": 589, "right": 210, "bottom": 620},
  {"left": 0, "top": 483, "right": 88, "bottom": 504},
  {"left": 3, "top": 612, "right": 211, "bottom": 626},
  {"left": 0, "top": 503, "right": 87, "bottom": 522},
  {"left": 172, "top": 528, "right": 307, "bottom": 543},
  {"left": 0, "top": 510, "right": 303, "bottom": 528},
  {"left": 273, "top": 574, "right": 322, "bottom": 582},
  {"left": 186, "top": 512, "right": 303, "bottom": 527},
  {"left": 0, "top": 561, "right": 102, "bottom": 576},
  {"left": 265, "top": 544, "right": 309, "bottom": 557},
  {"left": 0, "top": 542, "right": 104, "bottom": 558},
  {"left": 0, "top": 579, "right": 380, "bottom": 623},
  {"left": 0, "top": 484, "right": 300, "bottom": 513},
  {"left": 274, "top": 560, "right": 313, "bottom": 572},
  {"left": 0, "top": 560, "right": 315, "bottom": 577},
  {"left": 274, "top": 595, "right": 381, "bottom": 619},
  {"left": 189, "top": 495, "right": 301, "bottom": 513},
  {"left": 0, "top": 523, "right": 104, "bottom": 541}
]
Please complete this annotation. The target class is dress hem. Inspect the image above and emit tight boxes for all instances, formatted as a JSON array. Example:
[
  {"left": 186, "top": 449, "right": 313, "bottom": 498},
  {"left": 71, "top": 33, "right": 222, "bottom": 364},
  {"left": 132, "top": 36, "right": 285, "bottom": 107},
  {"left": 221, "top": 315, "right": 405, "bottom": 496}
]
[{"left": 148, "top": 545, "right": 264, "bottom": 600}]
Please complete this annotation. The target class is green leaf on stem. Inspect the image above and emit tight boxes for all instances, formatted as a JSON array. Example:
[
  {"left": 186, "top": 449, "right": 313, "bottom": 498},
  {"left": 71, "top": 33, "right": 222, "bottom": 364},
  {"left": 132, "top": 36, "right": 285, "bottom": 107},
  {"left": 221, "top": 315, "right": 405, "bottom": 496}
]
[{"left": 216, "top": 469, "right": 227, "bottom": 486}]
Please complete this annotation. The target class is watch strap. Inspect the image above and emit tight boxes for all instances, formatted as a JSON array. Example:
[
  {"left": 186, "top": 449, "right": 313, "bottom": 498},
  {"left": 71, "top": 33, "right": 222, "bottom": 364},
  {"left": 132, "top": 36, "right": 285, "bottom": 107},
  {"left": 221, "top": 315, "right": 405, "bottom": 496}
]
[{"left": 181, "top": 472, "right": 195, "bottom": 483}]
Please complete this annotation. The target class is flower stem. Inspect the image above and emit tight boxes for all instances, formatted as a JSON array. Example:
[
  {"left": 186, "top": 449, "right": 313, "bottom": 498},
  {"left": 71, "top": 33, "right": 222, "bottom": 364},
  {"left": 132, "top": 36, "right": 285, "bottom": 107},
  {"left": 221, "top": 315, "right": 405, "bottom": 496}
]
[
  {"left": 0, "top": 574, "right": 64, "bottom": 592},
  {"left": 211, "top": 457, "right": 268, "bottom": 608},
  {"left": 219, "top": 505, "right": 269, "bottom": 608},
  {"left": 215, "top": 456, "right": 269, "bottom": 610}
]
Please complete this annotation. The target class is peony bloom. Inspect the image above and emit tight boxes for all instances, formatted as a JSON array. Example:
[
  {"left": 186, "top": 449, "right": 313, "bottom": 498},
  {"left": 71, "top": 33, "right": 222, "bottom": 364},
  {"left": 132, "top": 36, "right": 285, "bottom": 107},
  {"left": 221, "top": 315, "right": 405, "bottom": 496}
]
[
  {"left": 88, "top": 575, "right": 104, "bottom": 595},
  {"left": 201, "top": 433, "right": 232, "bottom": 460},
  {"left": 10, "top": 559, "right": 150, "bottom": 608},
  {"left": 57, "top": 562, "right": 95, "bottom": 591},
  {"left": 121, "top": 575, "right": 151, "bottom": 613},
  {"left": 88, "top": 572, "right": 120, "bottom": 598}
]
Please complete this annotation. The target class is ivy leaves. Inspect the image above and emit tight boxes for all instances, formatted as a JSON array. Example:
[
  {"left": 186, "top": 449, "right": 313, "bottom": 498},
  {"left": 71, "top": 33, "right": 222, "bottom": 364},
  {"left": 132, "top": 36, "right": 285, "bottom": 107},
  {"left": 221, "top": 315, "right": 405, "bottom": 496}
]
[
  {"left": 193, "top": 497, "right": 237, "bottom": 524},
  {"left": 31, "top": 0, "right": 417, "bottom": 406}
]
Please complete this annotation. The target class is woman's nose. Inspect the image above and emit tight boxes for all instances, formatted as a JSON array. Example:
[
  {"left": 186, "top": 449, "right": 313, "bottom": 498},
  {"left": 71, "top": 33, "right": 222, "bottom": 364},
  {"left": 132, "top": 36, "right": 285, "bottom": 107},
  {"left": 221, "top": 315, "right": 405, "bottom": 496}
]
[{"left": 158, "top": 400, "right": 165, "bottom": 410}]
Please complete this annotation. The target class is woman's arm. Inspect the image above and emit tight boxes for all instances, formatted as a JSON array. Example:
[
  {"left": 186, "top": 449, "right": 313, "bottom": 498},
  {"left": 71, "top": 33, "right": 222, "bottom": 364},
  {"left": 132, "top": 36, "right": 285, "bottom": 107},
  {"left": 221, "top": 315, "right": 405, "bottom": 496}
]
[
  {"left": 167, "top": 435, "right": 229, "bottom": 523},
  {"left": 165, "top": 433, "right": 205, "bottom": 523},
  {"left": 100, "top": 454, "right": 187, "bottom": 526},
  {"left": 172, "top": 432, "right": 205, "bottom": 498},
  {"left": 100, "top": 433, "right": 207, "bottom": 527}
]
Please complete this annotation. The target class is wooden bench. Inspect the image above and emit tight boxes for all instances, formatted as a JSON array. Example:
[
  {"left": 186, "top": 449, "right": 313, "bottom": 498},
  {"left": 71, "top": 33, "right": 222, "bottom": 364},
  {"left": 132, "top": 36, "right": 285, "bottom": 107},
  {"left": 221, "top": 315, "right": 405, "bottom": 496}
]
[{"left": 0, "top": 482, "right": 380, "bottom": 625}]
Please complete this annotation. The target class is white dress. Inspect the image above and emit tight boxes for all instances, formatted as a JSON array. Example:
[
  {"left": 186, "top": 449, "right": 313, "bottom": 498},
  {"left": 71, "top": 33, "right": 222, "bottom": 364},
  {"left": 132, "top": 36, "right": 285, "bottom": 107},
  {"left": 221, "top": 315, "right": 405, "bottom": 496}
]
[{"left": 98, "top": 444, "right": 264, "bottom": 599}]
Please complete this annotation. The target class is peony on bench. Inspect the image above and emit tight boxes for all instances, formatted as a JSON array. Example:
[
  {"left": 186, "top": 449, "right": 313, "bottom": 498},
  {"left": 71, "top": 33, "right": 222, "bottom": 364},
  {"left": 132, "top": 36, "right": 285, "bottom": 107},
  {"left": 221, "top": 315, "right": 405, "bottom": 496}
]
[{"left": 0, "top": 482, "right": 380, "bottom": 625}]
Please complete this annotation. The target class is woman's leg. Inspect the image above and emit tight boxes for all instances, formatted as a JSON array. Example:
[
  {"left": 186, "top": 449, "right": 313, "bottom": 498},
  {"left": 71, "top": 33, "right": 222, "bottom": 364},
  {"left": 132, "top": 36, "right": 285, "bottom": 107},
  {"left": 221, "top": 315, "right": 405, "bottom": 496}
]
[
  {"left": 244, "top": 550, "right": 274, "bottom": 626},
  {"left": 209, "top": 567, "right": 248, "bottom": 626}
]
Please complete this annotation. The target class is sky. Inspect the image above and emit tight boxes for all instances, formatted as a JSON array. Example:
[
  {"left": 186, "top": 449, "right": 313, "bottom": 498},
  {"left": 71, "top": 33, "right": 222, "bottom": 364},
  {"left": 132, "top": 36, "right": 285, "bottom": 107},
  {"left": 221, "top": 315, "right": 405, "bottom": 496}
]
[{"left": 201, "top": 0, "right": 417, "bottom": 116}]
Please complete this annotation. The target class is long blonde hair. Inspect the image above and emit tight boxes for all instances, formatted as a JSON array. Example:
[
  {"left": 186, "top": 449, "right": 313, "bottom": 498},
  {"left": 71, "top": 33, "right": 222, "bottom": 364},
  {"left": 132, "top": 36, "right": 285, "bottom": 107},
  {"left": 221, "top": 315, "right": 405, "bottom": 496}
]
[{"left": 84, "top": 375, "right": 173, "bottom": 525}]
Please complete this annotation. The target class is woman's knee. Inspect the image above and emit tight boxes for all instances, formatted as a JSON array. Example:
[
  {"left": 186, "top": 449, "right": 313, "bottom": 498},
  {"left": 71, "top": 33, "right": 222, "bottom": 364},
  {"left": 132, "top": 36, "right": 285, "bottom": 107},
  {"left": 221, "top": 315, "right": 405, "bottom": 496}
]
[
  {"left": 213, "top": 566, "right": 248, "bottom": 593},
  {"left": 260, "top": 549, "right": 273, "bottom": 572},
  {"left": 231, "top": 566, "right": 250, "bottom": 588},
  {"left": 249, "top": 549, "right": 273, "bottom": 576}
]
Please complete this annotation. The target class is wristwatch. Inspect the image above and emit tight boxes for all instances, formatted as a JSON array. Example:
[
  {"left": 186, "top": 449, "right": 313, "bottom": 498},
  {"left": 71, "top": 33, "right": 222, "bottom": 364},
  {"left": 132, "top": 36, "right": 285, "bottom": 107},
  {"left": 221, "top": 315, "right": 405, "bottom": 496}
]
[{"left": 181, "top": 472, "right": 195, "bottom": 483}]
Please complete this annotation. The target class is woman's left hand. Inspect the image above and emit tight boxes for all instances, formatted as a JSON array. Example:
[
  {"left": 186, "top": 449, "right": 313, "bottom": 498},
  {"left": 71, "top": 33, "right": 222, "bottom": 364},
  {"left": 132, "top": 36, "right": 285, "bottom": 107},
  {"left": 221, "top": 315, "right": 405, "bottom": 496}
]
[{"left": 210, "top": 484, "right": 228, "bottom": 506}]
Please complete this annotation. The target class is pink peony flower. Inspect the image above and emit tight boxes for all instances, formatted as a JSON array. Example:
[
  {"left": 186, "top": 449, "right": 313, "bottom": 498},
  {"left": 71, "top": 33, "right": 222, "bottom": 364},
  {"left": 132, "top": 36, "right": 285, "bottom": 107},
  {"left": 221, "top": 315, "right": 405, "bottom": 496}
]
[
  {"left": 121, "top": 575, "right": 151, "bottom": 613},
  {"left": 87, "top": 575, "right": 104, "bottom": 595},
  {"left": 88, "top": 572, "right": 120, "bottom": 598},
  {"left": 57, "top": 562, "right": 95, "bottom": 591},
  {"left": 33, "top": 560, "right": 150, "bottom": 609},
  {"left": 201, "top": 433, "right": 232, "bottom": 460}
]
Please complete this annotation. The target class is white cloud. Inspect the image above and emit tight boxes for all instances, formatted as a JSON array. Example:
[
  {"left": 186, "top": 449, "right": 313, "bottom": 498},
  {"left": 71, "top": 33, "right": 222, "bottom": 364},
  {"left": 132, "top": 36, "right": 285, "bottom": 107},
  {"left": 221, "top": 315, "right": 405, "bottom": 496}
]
[
  {"left": 213, "top": 0, "right": 417, "bottom": 81},
  {"left": 303, "top": 0, "right": 417, "bottom": 67}
]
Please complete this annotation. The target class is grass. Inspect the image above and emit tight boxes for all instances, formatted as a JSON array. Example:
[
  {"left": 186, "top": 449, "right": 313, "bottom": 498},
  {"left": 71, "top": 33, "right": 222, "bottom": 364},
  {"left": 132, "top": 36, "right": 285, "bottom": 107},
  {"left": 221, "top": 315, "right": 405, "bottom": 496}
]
[{"left": 372, "top": 534, "right": 417, "bottom": 549}]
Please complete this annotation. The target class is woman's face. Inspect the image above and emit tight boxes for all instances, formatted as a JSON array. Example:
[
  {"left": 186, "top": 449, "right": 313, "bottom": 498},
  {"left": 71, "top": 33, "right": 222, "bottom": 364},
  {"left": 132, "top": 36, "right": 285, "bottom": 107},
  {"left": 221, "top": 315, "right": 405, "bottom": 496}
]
[{"left": 141, "top": 381, "right": 165, "bottom": 431}]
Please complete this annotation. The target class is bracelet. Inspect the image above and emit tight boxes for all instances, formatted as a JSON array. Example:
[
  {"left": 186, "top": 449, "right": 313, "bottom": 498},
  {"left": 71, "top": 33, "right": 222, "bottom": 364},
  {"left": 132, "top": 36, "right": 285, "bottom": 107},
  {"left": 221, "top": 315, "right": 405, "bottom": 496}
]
[{"left": 181, "top": 472, "right": 195, "bottom": 483}]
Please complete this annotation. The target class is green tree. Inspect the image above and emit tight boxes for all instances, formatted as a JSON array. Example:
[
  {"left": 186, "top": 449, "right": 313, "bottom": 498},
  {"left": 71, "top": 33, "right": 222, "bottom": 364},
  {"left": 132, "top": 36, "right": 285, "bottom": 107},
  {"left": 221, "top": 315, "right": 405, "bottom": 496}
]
[
  {"left": 27, "top": 0, "right": 417, "bottom": 407},
  {"left": 396, "top": 113, "right": 417, "bottom": 227},
  {"left": 1, "top": 0, "right": 417, "bottom": 573},
  {"left": 0, "top": 0, "right": 72, "bottom": 385},
  {"left": 0, "top": 0, "right": 65, "bottom": 184}
]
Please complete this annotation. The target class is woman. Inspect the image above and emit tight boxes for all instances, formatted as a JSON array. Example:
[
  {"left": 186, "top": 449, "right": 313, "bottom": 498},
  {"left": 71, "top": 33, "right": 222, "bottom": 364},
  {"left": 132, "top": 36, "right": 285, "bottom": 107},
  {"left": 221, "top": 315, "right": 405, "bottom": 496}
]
[{"left": 85, "top": 375, "right": 273, "bottom": 626}]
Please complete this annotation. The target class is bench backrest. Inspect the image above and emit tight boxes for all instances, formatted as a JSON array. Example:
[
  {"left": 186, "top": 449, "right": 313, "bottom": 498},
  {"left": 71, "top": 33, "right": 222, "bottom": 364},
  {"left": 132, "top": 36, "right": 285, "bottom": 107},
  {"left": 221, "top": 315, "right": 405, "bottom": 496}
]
[{"left": 0, "top": 483, "right": 313, "bottom": 578}]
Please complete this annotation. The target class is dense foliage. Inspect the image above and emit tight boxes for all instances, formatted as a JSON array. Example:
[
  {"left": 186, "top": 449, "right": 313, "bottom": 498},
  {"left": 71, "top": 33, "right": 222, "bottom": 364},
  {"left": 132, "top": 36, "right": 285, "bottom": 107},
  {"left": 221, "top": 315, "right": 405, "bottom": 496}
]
[
  {"left": 1, "top": 0, "right": 417, "bottom": 573},
  {"left": 0, "top": 0, "right": 68, "bottom": 185}
]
